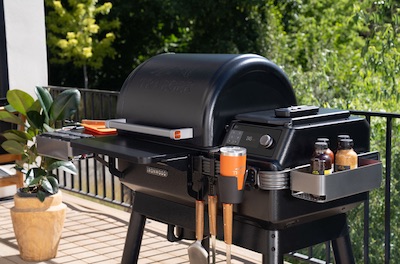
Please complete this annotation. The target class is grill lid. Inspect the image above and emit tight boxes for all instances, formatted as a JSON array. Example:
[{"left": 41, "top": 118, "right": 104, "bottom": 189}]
[{"left": 115, "top": 53, "right": 296, "bottom": 149}]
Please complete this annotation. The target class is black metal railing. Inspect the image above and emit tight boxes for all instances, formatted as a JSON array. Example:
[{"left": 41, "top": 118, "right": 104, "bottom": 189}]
[
  {"left": 46, "top": 86, "right": 398, "bottom": 263},
  {"left": 349, "top": 110, "right": 400, "bottom": 264},
  {"left": 46, "top": 86, "right": 134, "bottom": 207}
]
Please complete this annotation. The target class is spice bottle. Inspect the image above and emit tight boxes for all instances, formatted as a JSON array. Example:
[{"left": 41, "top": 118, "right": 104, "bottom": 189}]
[
  {"left": 316, "top": 138, "right": 334, "bottom": 165},
  {"left": 311, "top": 142, "right": 333, "bottom": 175},
  {"left": 335, "top": 138, "right": 358, "bottom": 171}
]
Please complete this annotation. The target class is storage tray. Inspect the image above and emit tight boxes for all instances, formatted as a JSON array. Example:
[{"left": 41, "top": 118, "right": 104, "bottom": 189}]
[{"left": 291, "top": 158, "right": 382, "bottom": 203}]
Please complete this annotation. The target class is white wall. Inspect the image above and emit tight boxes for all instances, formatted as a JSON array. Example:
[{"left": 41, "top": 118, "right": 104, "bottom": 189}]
[{"left": 3, "top": 0, "right": 48, "bottom": 97}]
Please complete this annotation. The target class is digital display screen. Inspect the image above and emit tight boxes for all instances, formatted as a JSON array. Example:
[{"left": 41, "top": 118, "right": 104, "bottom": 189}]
[
  {"left": 226, "top": 130, "right": 262, "bottom": 148},
  {"left": 241, "top": 132, "right": 261, "bottom": 148}
]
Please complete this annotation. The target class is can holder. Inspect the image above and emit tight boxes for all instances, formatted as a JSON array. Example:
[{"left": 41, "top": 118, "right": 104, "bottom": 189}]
[
  {"left": 217, "top": 174, "right": 245, "bottom": 204},
  {"left": 290, "top": 157, "right": 382, "bottom": 203}
]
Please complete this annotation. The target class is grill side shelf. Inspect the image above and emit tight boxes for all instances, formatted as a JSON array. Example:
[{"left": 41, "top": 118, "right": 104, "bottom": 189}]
[
  {"left": 290, "top": 156, "right": 382, "bottom": 203},
  {"left": 71, "top": 135, "right": 196, "bottom": 164}
]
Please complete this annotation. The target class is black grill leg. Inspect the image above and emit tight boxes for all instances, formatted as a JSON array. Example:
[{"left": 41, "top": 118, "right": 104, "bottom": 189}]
[
  {"left": 121, "top": 211, "right": 146, "bottom": 264},
  {"left": 331, "top": 221, "right": 355, "bottom": 264},
  {"left": 262, "top": 254, "right": 284, "bottom": 264},
  {"left": 262, "top": 230, "right": 284, "bottom": 264}
]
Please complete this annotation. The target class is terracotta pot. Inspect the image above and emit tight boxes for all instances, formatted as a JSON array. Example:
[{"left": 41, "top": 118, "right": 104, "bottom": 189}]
[{"left": 10, "top": 191, "right": 67, "bottom": 261}]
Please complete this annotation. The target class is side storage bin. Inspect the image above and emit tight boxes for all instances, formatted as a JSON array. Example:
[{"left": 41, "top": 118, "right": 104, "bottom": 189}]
[{"left": 291, "top": 157, "right": 382, "bottom": 203}]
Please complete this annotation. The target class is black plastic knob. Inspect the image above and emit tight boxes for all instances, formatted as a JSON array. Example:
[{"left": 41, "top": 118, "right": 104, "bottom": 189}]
[{"left": 260, "top": 134, "right": 274, "bottom": 148}]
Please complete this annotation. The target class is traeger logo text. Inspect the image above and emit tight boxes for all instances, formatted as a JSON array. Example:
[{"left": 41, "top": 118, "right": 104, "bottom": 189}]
[{"left": 146, "top": 166, "right": 168, "bottom": 178}]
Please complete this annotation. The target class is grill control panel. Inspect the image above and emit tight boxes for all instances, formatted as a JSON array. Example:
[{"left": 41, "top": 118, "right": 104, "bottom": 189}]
[{"left": 224, "top": 123, "right": 283, "bottom": 158}]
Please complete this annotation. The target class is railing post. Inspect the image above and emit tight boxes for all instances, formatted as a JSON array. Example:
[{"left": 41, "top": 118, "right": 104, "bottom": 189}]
[{"left": 385, "top": 117, "right": 392, "bottom": 264}]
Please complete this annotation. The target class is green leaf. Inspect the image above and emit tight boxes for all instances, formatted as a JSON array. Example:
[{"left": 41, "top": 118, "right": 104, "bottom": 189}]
[
  {"left": 31, "top": 167, "right": 47, "bottom": 178},
  {"left": 2, "top": 130, "right": 30, "bottom": 142},
  {"left": 47, "top": 176, "right": 59, "bottom": 194},
  {"left": 35, "top": 86, "right": 53, "bottom": 123},
  {"left": 26, "top": 110, "right": 45, "bottom": 130},
  {"left": 25, "top": 169, "right": 34, "bottom": 185},
  {"left": 47, "top": 159, "right": 77, "bottom": 175},
  {"left": 6, "top": 89, "right": 35, "bottom": 116},
  {"left": 41, "top": 177, "right": 55, "bottom": 194},
  {"left": 28, "top": 175, "right": 43, "bottom": 186},
  {"left": 43, "top": 123, "right": 54, "bottom": 132},
  {"left": 37, "top": 190, "right": 46, "bottom": 202},
  {"left": 0, "top": 111, "right": 25, "bottom": 126},
  {"left": 28, "top": 99, "right": 42, "bottom": 112},
  {"left": 4, "top": 104, "right": 15, "bottom": 112},
  {"left": 1, "top": 140, "right": 24, "bottom": 154},
  {"left": 50, "top": 89, "right": 80, "bottom": 122}
]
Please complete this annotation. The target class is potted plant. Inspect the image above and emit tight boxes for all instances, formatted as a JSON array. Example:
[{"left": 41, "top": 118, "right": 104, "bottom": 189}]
[{"left": 0, "top": 86, "right": 80, "bottom": 261}]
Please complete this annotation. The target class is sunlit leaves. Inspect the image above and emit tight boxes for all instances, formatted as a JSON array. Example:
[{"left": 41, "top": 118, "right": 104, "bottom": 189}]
[
  {"left": 45, "top": 0, "right": 119, "bottom": 71},
  {"left": 6, "top": 89, "right": 34, "bottom": 116}
]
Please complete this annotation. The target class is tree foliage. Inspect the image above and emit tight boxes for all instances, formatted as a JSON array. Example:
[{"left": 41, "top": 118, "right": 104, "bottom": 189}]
[
  {"left": 261, "top": 1, "right": 400, "bottom": 262},
  {"left": 45, "top": 0, "right": 119, "bottom": 88}
]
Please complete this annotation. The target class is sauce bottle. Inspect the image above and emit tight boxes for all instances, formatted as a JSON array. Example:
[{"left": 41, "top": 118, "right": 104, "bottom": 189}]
[
  {"left": 335, "top": 138, "right": 358, "bottom": 171},
  {"left": 316, "top": 138, "right": 334, "bottom": 166},
  {"left": 311, "top": 142, "right": 333, "bottom": 175},
  {"left": 337, "top": 134, "right": 350, "bottom": 150}
]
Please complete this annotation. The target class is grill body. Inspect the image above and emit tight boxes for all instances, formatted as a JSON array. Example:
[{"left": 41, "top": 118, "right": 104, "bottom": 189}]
[{"left": 70, "top": 53, "right": 380, "bottom": 264}]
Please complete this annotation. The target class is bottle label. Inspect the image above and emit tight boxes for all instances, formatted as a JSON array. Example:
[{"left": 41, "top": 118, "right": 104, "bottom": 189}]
[
  {"left": 335, "top": 164, "right": 351, "bottom": 171},
  {"left": 311, "top": 159, "right": 333, "bottom": 175},
  {"left": 312, "top": 169, "right": 333, "bottom": 175}
]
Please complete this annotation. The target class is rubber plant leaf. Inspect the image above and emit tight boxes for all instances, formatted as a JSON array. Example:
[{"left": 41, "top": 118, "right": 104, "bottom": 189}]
[
  {"left": 25, "top": 100, "right": 43, "bottom": 128},
  {"left": 26, "top": 110, "right": 45, "bottom": 130},
  {"left": 0, "top": 111, "right": 25, "bottom": 126},
  {"left": 35, "top": 86, "right": 53, "bottom": 123},
  {"left": 1, "top": 140, "right": 24, "bottom": 155},
  {"left": 27, "top": 175, "right": 43, "bottom": 186},
  {"left": 29, "top": 167, "right": 46, "bottom": 179},
  {"left": 46, "top": 176, "right": 59, "bottom": 194},
  {"left": 47, "top": 159, "right": 77, "bottom": 175},
  {"left": 25, "top": 169, "right": 34, "bottom": 185},
  {"left": 4, "top": 104, "right": 15, "bottom": 112},
  {"left": 27, "top": 99, "right": 42, "bottom": 113},
  {"left": 50, "top": 89, "right": 80, "bottom": 122},
  {"left": 6, "top": 89, "right": 35, "bottom": 116},
  {"left": 43, "top": 123, "right": 54, "bottom": 132},
  {"left": 41, "top": 177, "right": 55, "bottom": 194},
  {"left": 2, "top": 130, "right": 30, "bottom": 143},
  {"left": 37, "top": 190, "right": 46, "bottom": 202}
]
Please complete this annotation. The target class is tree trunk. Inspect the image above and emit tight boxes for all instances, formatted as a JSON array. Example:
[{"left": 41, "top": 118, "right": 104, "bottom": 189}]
[{"left": 83, "top": 64, "right": 88, "bottom": 89}]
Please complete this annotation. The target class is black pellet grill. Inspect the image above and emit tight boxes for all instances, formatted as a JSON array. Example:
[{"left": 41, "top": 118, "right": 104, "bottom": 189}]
[{"left": 71, "top": 54, "right": 382, "bottom": 264}]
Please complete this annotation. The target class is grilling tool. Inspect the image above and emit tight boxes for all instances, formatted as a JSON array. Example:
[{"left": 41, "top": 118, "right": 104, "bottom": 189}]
[
  {"left": 208, "top": 184, "right": 218, "bottom": 264},
  {"left": 218, "top": 146, "right": 247, "bottom": 264},
  {"left": 188, "top": 199, "right": 208, "bottom": 264}
]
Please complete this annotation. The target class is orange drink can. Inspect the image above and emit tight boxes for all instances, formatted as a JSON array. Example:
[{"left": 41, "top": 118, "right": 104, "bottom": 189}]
[{"left": 220, "top": 146, "right": 247, "bottom": 190}]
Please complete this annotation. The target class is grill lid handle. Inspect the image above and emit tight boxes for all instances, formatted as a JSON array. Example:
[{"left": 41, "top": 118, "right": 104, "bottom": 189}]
[{"left": 106, "top": 119, "right": 193, "bottom": 140}]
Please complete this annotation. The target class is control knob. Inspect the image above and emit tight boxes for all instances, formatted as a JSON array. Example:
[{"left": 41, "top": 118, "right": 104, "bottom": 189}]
[{"left": 260, "top": 134, "right": 274, "bottom": 149}]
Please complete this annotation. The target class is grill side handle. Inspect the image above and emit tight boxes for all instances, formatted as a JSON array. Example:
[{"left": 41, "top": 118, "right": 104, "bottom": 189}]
[
  {"left": 106, "top": 119, "right": 193, "bottom": 140},
  {"left": 93, "top": 155, "right": 131, "bottom": 178}
]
